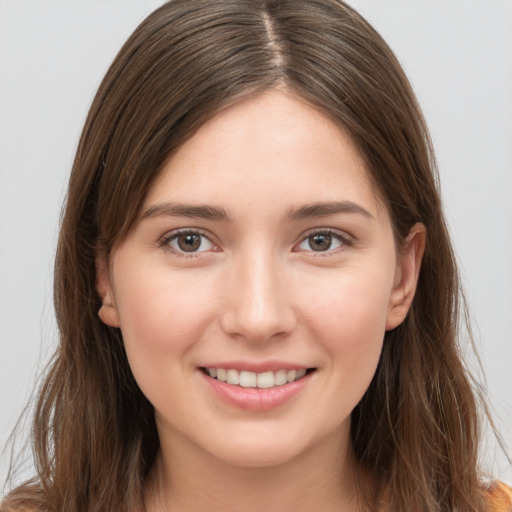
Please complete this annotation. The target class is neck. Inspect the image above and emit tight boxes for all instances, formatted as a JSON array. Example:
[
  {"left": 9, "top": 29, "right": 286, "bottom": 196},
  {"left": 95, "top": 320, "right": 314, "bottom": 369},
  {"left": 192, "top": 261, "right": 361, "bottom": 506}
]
[{"left": 144, "top": 427, "right": 362, "bottom": 512}]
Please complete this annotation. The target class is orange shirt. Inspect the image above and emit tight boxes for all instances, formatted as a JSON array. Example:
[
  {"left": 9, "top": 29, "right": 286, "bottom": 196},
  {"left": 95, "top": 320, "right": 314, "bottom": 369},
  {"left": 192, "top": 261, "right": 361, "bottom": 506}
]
[{"left": 486, "top": 481, "right": 512, "bottom": 511}]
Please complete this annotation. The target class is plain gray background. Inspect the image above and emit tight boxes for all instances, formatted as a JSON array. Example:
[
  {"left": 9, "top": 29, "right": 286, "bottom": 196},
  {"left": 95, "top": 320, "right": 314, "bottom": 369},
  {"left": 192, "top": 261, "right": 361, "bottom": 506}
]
[{"left": 1, "top": 0, "right": 511, "bottom": 488}]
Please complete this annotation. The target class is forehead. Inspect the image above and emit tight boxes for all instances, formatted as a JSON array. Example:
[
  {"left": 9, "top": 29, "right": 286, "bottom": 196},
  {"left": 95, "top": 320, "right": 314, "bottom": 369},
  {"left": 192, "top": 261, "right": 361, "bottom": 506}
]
[{"left": 143, "top": 90, "right": 386, "bottom": 221}]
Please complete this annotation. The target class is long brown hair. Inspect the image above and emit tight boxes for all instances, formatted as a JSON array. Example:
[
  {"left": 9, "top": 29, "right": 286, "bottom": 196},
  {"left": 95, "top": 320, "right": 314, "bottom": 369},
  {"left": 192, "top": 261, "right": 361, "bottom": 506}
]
[{"left": 1, "top": 1, "right": 493, "bottom": 510}]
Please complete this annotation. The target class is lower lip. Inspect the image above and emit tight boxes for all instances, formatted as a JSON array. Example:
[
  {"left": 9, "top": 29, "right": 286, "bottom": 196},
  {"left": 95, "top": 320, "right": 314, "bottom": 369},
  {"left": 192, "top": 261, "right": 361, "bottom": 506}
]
[{"left": 200, "top": 370, "right": 313, "bottom": 411}]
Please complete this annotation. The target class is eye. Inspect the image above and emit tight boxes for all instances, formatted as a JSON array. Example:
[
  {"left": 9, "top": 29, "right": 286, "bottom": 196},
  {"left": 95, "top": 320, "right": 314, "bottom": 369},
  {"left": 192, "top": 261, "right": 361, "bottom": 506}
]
[
  {"left": 162, "top": 230, "right": 217, "bottom": 255},
  {"left": 295, "top": 230, "right": 350, "bottom": 253}
]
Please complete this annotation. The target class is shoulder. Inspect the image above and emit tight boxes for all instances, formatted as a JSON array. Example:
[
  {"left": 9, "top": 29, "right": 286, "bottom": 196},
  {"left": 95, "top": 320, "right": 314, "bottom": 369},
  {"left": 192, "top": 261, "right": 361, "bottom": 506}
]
[{"left": 484, "top": 481, "right": 512, "bottom": 512}]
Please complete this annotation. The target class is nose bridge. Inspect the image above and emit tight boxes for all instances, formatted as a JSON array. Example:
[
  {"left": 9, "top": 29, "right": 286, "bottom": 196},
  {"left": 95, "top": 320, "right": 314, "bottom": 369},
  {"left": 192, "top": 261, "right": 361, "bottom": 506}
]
[{"left": 220, "top": 245, "right": 295, "bottom": 342}]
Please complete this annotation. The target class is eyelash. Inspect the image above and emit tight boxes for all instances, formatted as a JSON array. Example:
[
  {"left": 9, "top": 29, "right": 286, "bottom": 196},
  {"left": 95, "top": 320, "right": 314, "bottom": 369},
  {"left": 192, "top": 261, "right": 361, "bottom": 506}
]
[
  {"left": 294, "top": 228, "right": 353, "bottom": 255},
  {"left": 159, "top": 228, "right": 353, "bottom": 257},
  {"left": 159, "top": 229, "right": 218, "bottom": 258}
]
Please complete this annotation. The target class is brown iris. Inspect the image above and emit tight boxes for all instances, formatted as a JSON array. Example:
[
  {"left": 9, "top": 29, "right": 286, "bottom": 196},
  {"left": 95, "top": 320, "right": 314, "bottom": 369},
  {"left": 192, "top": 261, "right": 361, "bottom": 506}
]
[
  {"left": 177, "top": 233, "right": 202, "bottom": 252},
  {"left": 308, "top": 233, "right": 332, "bottom": 251}
]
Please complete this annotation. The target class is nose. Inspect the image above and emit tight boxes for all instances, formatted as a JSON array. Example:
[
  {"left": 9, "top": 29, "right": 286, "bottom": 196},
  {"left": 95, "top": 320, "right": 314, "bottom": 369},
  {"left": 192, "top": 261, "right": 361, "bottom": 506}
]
[{"left": 219, "top": 251, "right": 297, "bottom": 343}]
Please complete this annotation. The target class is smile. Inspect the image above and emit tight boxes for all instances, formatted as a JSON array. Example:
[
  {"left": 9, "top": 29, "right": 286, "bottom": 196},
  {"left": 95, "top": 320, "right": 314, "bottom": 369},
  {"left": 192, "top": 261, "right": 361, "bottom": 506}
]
[
  {"left": 202, "top": 367, "right": 312, "bottom": 389},
  {"left": 200, "top": 365, "right": 316, "bottom": 410}
]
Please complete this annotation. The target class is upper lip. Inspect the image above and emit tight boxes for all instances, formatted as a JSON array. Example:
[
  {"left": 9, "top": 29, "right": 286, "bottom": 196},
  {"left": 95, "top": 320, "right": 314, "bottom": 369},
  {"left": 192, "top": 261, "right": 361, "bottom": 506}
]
[{"left": 199, "top": 360, "right": 313, "bottom": 373}]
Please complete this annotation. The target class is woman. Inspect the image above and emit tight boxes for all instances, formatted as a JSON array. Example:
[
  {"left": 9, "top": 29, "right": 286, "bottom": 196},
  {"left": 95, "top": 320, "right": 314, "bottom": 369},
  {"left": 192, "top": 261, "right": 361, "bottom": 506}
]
[{"left": 2, "top": 1, "right": 510, "bottom": 511}]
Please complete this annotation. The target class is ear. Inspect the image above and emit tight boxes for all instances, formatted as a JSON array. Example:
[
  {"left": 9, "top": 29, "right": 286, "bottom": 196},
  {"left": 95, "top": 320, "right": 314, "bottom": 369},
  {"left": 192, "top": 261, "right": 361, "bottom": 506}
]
[
  {"left": 386, "top": 223, "right": 426, "bottom": 330},
  {"left": 95, "top": 254, "right": 121, "bottom": 328}
]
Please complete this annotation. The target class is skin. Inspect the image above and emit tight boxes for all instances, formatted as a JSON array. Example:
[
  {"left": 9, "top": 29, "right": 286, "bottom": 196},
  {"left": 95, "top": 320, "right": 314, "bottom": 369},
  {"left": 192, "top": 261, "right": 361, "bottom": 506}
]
[{"left": 97, "top": 90, "right": 425, "bottom": 512}]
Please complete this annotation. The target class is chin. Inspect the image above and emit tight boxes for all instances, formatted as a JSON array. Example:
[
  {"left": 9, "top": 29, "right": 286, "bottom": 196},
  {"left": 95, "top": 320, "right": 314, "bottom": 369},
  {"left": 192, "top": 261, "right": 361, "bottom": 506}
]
[
  {"left": 210, "top": 442, "right": 306, "bottom": 469},
  {"left": 201, "top": 422, "right": 346, "bottom": 470}
]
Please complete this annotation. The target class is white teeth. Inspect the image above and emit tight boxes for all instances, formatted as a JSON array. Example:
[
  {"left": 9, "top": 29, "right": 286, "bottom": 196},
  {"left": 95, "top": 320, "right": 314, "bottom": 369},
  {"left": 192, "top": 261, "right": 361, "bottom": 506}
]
[
  {"left": 226, "top": 369, "right": 239, "bottom": 385},
  {"left": 205, "top": 367, "right": 310, "bottom": 388},
  {"left": 286, "top": 369, "right": 297, "bottom": 383},
  {"left": 257, "top": 371, "right": 275, "bottom": 389},
  {"left": 296, "top": 368, "right": 306, "bottom": 379},
  {"left": 239, "top": 371, "right": 257, "bottom": 388},
  {"left": 274, "top": 369, "right": 287, "bottom": 386}
]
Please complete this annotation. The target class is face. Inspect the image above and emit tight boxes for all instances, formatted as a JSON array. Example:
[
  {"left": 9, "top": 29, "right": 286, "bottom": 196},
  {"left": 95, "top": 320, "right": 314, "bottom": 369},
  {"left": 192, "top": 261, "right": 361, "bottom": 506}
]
[{"left": 98, "top": 90, "right": 424, "bottom": 470}]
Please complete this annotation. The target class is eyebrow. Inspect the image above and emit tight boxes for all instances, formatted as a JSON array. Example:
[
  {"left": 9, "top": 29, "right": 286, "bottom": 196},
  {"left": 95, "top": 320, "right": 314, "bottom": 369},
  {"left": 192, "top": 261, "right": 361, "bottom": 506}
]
[
  {"left": 141, "top": 202, "right": 232, "bottom": 222},
  {"left": 289, "top": 201, "right": 374, "bottom": 220},
  {"left": 141, "top": 200, "right": 374, "bottom": 223}
]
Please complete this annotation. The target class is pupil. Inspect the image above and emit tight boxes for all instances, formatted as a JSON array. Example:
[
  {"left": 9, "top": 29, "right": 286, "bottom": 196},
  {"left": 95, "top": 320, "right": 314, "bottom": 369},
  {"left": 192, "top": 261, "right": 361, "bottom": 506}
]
[
  {"left": 309, "top": 233, "right": 332, "bottom": 251},
  {"left": 178, "top": 234, "right": 201, "bottom": 252}
]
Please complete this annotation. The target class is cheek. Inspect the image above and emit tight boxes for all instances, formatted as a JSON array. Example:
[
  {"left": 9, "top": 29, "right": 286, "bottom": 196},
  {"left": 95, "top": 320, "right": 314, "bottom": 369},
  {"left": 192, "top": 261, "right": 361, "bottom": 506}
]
[
  {"left": 113, "top": 266, "right": 219, "bottom": 360},
  {"left": 302, "top": 266, "right": 392, "bottom": 333},
  {"left": 112, "top": 266, "right": 223, "bottom": 412},
  {"left": 299, "top": 268, "right": 392, "bottom": 380}
]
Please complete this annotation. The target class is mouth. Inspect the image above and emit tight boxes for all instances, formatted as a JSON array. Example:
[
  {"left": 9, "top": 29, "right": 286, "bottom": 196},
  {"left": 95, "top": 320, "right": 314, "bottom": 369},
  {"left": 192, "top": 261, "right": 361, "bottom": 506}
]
[{"left": 200, "top": 367, "right": 316, "bottom": 389}]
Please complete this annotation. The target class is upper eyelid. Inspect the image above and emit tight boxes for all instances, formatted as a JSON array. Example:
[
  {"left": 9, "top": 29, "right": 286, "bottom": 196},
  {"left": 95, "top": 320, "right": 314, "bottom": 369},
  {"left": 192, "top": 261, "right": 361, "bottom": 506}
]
[
  {"left": 161, "top": 227, "right": 215, "bottom": 242},
  {"left": 293, "top": 228, "right": 354, "bottom": 255},
  {"left": 158, "top": 226, "right": 353, "bottom": 252},
  {"left": 160, "top": 228, "right": 219, "bottom": 254},
  {"left": 297, "top": 227, "right": 354, "bottom": 242}
]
